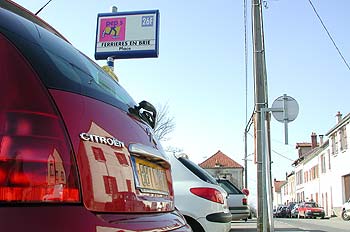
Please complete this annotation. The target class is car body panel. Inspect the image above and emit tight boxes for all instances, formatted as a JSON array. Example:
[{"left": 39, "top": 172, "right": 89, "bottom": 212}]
[
  {"left": 290, "top": 203, "right": 299, "bottom": 218},
  {"left": 169, "top": 154, "right": 232, "bottom": 232},
  {"left": 276, "top": 205, "right": 287, "bottom": 218},
  {"left": 50, "top": 90, "right": 173, "bottom": 212},
  {"left": 285, "top": 202, "right": 296, "bottom": 218},
  {"left": 298, "top": 202, "right": 325, "bottom": 218},
  {"left": 217, "top": 179, "right": 250, "bottom": 220}
]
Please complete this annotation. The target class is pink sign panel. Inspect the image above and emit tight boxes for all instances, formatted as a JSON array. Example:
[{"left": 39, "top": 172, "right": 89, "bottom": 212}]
[{"left": 99, "top": 17, "right": 126, "bottom": 42}]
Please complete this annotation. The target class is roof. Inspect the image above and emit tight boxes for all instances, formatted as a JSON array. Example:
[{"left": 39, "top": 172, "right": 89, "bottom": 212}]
[
  {"left": 326, "top": 113, "right": 350, "bottom": 136},
  {"left": 199, "top": 150, "right": 243, "bottom": 169},
  {"left": 274, "top": 179, "right": 286, "bottom": 192}
]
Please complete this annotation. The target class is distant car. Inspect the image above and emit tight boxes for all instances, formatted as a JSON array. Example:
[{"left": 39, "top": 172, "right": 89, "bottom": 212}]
[
  {"left": 290, "top": 204, "right": 299, "bottom": 218},
  {"left": 298, "top": 202, "right": 325, "bottom": 219},
  {"left": 216, "top": 179, "right": 250, "bottom": 221},
  {"left": 341, "top": 198, "right": 350, "bottom": 221},
  {"left": 273, "top": 208, "right": 277, "bottom": 218},
  {"left": 276, "top": 205, "right": 288, "bottom": 218},
  {"left": 286, "top": 202, "right": 297, "bottom": 218},
  {"left": 169, "top": 154, "right": 232, "bottom": 232}
]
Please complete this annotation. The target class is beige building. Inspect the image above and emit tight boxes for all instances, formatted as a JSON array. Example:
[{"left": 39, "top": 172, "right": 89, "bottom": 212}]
[{"left": 199, "top": 150, "right": 244, "bottom": 189}]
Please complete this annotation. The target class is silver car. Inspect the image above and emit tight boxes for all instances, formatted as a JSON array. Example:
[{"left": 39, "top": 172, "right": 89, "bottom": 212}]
[{"left": 217, "top": 179, "right": 250, "bottom": 221}]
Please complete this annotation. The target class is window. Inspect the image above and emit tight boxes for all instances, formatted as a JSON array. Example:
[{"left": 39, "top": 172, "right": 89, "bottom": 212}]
[
  {"left": 4, "top": 22, "right": 137, "bottom": 113},
  {"left": 296, "top": 170, "right": 303, "bottom": 185},
  {"left": 321, "top": 154, "right": 326, "bottom": 174},
  {"left": 328, "top": 149, "right": 331, "bottom": 170},
  {"left": 335, "top": 134, "right": 339, "bottom": 154},
  {"left": 178, "top": 157, "right": 218, "bottom": 185},
  {"left": 310, "top": 165, "right": 319, "bottom": 180},
  {"left": 331, "top": 134, "right": 339, "bottom": 155},
  {"left": 340, "top": 125, "right": 348, "bottom": 152}
]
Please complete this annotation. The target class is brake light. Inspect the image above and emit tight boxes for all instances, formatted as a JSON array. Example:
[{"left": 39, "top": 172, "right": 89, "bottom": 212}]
[
  {"left": 242, "top": 197, "right": 247, "bottom": 205},
  {"left": 190, "top": 187, "right": 224, "bottom": 204},
  {"left": 0, "top": 34, "right": 80, "bottom": 203}
]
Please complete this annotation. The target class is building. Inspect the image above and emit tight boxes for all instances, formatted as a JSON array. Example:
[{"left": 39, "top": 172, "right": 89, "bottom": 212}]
[
  {"left": 199, "top": 150, "right": 244, "bottom": 189},
  {"left": 280, "top": 171, "right": 296, "bottom": 205},
  {"left": 276, "top": 112, "right": 350, "bottom": 217},
  {"left": 325, "top": 112, "right": 350, "bottom": 215},
  {"left": 273, "top": 179, "right": 286, "bottom": 209}
]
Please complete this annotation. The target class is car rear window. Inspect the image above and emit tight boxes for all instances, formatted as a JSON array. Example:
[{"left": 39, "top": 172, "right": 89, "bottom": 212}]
[
  {"left": 0, "top": 10, "right": 136, "bottom": 112},
  {"left": 217, "top": 179, "right": 242, "bottom": 194},
  {"left": 177, "top": 157, "right": 218, "bottom": 185}
]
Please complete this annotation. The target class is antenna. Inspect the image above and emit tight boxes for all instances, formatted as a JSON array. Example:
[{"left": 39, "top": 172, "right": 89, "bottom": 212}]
[{"left": 35, "top": 0, "right": 53, "bottom": 15}]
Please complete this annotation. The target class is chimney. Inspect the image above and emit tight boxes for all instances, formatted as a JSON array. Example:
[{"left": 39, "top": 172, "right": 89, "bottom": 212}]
[
  {"left": 336, "top": 111, "right": 342, "bottom": 124},
  {"left": 319, "top": 135, "right": 324, "bottom": 145},
  {"left": 311, "top": 132, "right": 317, "bottom": 149}
]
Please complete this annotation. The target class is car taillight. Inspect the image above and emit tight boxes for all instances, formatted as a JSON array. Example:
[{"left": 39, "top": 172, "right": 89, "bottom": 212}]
[
  {"left": 190, "top": 187, "right": 224, "bottom": 204},
  {"left": 242, "top": 197, "right": 247, "bottom": 205},
  {"left": 0, "top": 34, "right": 80, "bottom": 203}
]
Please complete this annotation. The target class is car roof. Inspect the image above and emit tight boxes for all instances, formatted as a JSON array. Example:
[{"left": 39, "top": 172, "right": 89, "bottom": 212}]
[{"left": 0, "top": 0, "right": 69, "bottom": 42}]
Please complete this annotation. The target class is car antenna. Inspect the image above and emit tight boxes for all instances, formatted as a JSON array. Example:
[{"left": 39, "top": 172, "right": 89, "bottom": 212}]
[{"left": 35, "top": 0, "right": 53, "bottom": 15}]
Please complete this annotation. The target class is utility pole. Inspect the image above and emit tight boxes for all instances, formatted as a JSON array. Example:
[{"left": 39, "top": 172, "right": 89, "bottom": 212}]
[{"left": 252, "top": 0, "right": 269, "bottom": 231}]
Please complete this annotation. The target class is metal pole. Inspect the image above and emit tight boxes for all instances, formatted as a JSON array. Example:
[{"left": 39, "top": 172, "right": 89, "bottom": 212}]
[
  {"left": 106, "top": 6, "right": 118, "bottom": 70},
  {"left": 244, "top": 112, "right": 253, "bottom": 189},
  {"left": 283, "top": 94, "right": 289, "bottom": 144},
  {"left": 244, "top": 131, "right": 248, "bottom": 188},
  {"left": 252, "top": 0, "right": 268, "bottom": 231}
]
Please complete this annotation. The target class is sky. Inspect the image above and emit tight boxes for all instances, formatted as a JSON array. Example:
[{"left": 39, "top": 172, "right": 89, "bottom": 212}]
[{"left": 11, "top": 0, "right": 350, "bottom": 206}]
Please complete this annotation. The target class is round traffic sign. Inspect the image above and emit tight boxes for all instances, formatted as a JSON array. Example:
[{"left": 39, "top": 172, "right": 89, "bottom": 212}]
[{"left": 271, "top": 95, "right": 299, "bottom": 123}]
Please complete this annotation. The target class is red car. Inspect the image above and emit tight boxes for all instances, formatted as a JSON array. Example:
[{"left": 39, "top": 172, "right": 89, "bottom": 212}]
[
  {"left": 297, "top": 202, "right": 325, "bottom": 219},
  {"left": 0, "top": 1, "right": 190, "bottom": 231}
]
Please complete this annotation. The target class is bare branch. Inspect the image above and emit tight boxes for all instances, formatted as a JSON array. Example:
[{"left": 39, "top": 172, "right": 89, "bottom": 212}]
[{"left": 154, "top": 103, "right": 175, "bottom": 141}]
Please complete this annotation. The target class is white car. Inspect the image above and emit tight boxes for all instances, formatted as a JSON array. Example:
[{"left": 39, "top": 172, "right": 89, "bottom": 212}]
[
  {"left": 342, "top": 198, "right": 350, "bottom": 221},
  {"left": 168, "top": 154, "right": 232, "bottom": 232},
  {"left": 217, "top": 179, "right": 250, "bottom": 221}
]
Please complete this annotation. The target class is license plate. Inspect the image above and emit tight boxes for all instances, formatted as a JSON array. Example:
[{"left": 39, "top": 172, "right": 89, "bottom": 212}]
[{"left": 131, "top": 157, "right": 169, "bottom": 195}]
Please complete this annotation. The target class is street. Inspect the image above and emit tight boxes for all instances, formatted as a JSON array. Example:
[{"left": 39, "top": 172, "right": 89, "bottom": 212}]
[{"left": 230, "top": 217, "right": 350, "bottom": 231}]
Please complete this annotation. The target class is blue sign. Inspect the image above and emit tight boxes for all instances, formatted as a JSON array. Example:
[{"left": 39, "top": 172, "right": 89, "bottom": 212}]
[{"left": 95, "top": 10, "right": 160, "bottom": 60}]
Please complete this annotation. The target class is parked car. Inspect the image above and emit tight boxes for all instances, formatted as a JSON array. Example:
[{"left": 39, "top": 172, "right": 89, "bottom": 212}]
[
  {"left": 290, "top": 203, "right": 299, "bottom": 218},
  {"left": 285, "top": 202, "right": 297, "bottom": 218},
  {"left": 341, "top": 198, "right": 350, "bottom": 221},
  {"left": 0, "top": 1, "right": 191, "bottom": 231},
  {"left": 217, "top": 178, "right": 250, "bottom": 221},
  {"left": 169, "top": 154, "right": 232, "bottom": 232},
  {"left": 298, "top": 202, "right": 325, "bottom": 219},
  {"left": 276, "top": 205, "right": 288, "bottom": 218},
  {"left": 273, "top": 208, "right": 277, "bottom": 217}
]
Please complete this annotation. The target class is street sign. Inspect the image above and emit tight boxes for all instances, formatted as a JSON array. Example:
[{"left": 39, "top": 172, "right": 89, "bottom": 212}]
[
  {"left": 271, "top": 95, "right": 299, "bottom": 123},
  {"left": 95, "top": 10, "right": 159, "bottom": 60}
]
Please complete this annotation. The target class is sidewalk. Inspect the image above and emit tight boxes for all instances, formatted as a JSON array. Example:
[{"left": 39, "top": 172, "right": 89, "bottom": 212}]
[
  {"left": 230, "top": 219, "right": 301, "bottom": 231},
  {"left": 230, "top": 217, "right": 345, "bottom": 232}
]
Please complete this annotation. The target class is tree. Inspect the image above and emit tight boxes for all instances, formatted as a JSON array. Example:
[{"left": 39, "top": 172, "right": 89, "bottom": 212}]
[{"left": 154, "top": 103, "right": 175, "bottom": 141}]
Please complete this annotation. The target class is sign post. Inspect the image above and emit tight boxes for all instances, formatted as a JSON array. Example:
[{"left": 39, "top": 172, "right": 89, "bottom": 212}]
[{"left": 259, "top": 94, "right": 299, "bottom": 231}]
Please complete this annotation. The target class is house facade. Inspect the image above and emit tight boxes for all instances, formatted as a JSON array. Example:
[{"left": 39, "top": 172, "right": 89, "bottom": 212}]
[
  {"left": 274, "top": 179, "right": 286, "bottom": 209},
  {"left": 199, "top": 150, "right": 244, "bottom": 189},
  {"left": 273, "top": 112, "right": 350, "bottom": 217}
]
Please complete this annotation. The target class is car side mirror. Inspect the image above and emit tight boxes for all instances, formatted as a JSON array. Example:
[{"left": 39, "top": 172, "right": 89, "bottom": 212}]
[{"left": 138, "top": 100, "right": 157, "bottom": 129}]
